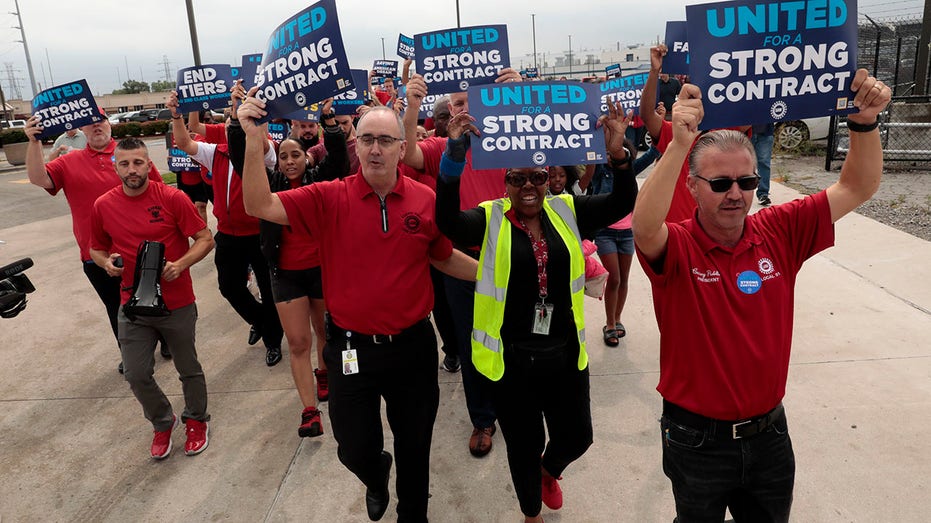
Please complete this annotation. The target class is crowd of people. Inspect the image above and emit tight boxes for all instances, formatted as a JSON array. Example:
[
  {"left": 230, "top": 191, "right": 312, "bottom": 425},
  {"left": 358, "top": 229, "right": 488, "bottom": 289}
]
[{"left": 23, "top": 41, "right": 891, "bottom": 523}]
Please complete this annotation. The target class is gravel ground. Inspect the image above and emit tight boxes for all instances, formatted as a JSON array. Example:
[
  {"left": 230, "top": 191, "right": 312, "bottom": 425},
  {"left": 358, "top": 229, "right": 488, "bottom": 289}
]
[{"left": 773, "top": 149, "right": 931, "bottom": 242}]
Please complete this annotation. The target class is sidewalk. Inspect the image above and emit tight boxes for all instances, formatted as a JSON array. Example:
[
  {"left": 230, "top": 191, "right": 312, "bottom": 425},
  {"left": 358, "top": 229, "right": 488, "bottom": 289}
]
[{"left": 0, "top": 179, "right": 929, "bottom": 522}]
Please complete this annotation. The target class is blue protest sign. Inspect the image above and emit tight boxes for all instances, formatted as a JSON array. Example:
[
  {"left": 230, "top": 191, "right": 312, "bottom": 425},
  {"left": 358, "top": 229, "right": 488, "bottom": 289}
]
[
  {"left": 254, "top": 0, "right": 354, "bottom": 122},
  {"left": 664, "top": 22, "right": 690, "bottom": 75},
  {"left": 373, "top": 60, "right": 398, "bottom": 78},
  {"left": 282, "top": 102, "right": 323, "bottom": 122},
  {"left": 525, "top": 67, "right": 539, "bottom": 79},
  {"left": 176, "top": 64, "right": 234, "bottom": 114},
  {"left": 398, "top": 34, "right": 415, "bottom": 59},
  {"left": 598, "top": 73, "right": 649, "bottom": 116},
  {"left": 267, "top": 122, "right": 290, "bottom": 143},
  {"left": 31, "top": 79, "right": 103, "bottom": 139},
  {"left": 686, "top": 0, "right": 858, "bottom": 129},
  {"left": 231, "top": 66, "right": 241, "bottom": 80},
  {"left": 417, "top": 93, "right": 443, "bottom": 120},
  {"left": 415, "top": 24, "right": 510, "bottom": 94},
  {"left": 241, "top": 53, "right": 263, "bottom": 89},
  {"left": 333, "top": 69, "right": 370, "bottom": 116},
  {"left": 468, "top": 81, "right": 607, "bottom": 170},
  {"left": 605, "top": 64, "right": 621, "bottom": 79},
  {"left": 168, "top": 146, "right": 201, "bottom": 172}
]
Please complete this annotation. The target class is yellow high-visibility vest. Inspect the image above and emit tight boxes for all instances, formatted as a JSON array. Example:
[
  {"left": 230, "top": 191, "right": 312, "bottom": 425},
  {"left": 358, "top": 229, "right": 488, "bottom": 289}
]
[{"left": 471, "top": 194, "right": 588, "bottom": 381}]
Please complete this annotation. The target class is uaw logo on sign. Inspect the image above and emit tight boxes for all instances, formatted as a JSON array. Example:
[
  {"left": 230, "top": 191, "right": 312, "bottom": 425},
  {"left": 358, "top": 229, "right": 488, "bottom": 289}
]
[
  {"left": 532, "top": 152, "right": 546, "bottom": 165},
  {"left": 770, "top": 101, "right": 788, "bottom": 120},
  {"left": 295, "top": 92, "right": 307, "bottom": 106}
]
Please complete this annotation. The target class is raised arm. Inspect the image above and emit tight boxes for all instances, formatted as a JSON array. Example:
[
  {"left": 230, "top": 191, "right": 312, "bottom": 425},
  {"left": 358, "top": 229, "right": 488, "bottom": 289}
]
[
  {"left": 632, "top": 83, "right": 703, "bottom": 263},
  {"left": 402, "top": 74, "right": 428, "bottom": 169},
  {"left": 312, "top": 98, "right": 350, "bottom": 182},
  {"left": 238, "top": 88, "right": 289, "bottom": 225},
  {"left": 167, "top": 91, "right": 199, "bottom": 155},
  {"left": 435, "top": 113, "right": 487, "bottom": 245},
  {"left": 24, "top": 116, "right": 53, "bottom": 189},
  {"left": 825, "top": 68, "right": 889, "bottom": 223},
  {"left": 639, "top": 45, "right": 666, "bottom": 141}
]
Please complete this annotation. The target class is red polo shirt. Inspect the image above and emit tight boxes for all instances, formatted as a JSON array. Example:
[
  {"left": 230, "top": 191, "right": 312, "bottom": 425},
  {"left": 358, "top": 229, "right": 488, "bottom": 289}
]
[
  {"left": 637, "top": 191, "right": 834, "bottom": 420},
  {"left": 417, "top": 136, "right": 507, "bottom": 210},
  {"left": 90, "top": 181, "right": 206, "bottom": 310},
  {"left": 45, "top": 139, "right": 163, "bottom": 261},
  {"left": 278, "top": 172, "right": 453, "bottom": 334}
]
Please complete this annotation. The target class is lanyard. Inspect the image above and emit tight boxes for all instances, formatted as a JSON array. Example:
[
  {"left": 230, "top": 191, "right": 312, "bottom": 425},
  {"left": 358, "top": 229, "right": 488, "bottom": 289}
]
[{"left": 512, "top": 216, "right": 549, "bottom": 300}]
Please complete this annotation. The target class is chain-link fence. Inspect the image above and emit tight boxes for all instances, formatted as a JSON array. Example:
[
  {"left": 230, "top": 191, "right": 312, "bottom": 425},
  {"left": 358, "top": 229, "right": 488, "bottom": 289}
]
[{"left": 827, "top": 15, "right": 931, "bottom": 168}]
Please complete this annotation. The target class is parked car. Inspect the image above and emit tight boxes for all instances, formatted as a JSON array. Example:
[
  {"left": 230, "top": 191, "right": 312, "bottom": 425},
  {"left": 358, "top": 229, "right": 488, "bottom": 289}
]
[
  {"left": 774, "top": 116, "right": 830, "bottom": 151},
  {"left": 1, "top": 119, "right": 26, "bottom": 129},
  {"left": 125, "top": 109, "right": 162, "bottom": 122},
  {"left": 108, "top": 112, "right": 130, "bottom": 124}
]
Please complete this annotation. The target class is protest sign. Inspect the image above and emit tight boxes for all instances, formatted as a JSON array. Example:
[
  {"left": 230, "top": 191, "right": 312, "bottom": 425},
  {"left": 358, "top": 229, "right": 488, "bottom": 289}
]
[
  {"left": 598, "top": 72, "right": 649, "bottom": 115},
  {"left": 241, "top": 53, "right": 263, "bottom": 89},
  {"left": 415, "top": 24, "right": 509, "bottom": 94},
  {"left": 468, "top": 81, "right": 606, "bottom": 170},
  {"left": 525, "top": 67, "right": 539, "bottom": 78},
  {"left": 168, "top": 146, "right": 201, "bottom": 172},
  {"left": 686, "top": 0, "right": 858, "bottom": 129},
  {"left": 267, "top": 121, "right": 290, "bottom": 143},
  {"left": 175, "top": 64, "right": 234, "bottom": 113},
  {"left": 373, "top": 60, "right": 398, "bottom": 78},
  {"left": 31, "top": 80, "right": 103, "bottom": 139},
  {"left": 231, "top": 66, "right": 241, "bottom": 81},
  {"left": 417, "top": 93, "right": 443, "bottom": 119},
  {"left": 333, "top": 69, "right": 370, "bottom": 115},
  {"left": 605, "top": 64, "right": 621, "bottom": 79},
  {"left": 282, "top": 101, "right": 323, "bottom": 122},
  {"left": 664, "top": 22, "right": 690, "bottom": 75},
  {"left": 253, "top": 0, "right": 354, "bottom": 122},
  {"left": 398, "top": 34, "right": 415, "bottom": 59}
]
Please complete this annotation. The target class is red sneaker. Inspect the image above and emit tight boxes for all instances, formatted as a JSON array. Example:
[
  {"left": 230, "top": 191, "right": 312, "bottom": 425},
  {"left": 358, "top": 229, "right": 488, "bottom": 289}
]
[
  {"left": 151, "top": 415, "right": 178, "bottom": 460},
  {"left": 541, "top": 473, "right": 563, "bottom": 510},
  {"left": 314, "top": 368, "right": 329, "bottom": 402},
  {"left": 184, "top": 419, "right": 209, "bottom": 456},
  {"left": 298, "top": 406, "right": 323, "bottom": 438}
]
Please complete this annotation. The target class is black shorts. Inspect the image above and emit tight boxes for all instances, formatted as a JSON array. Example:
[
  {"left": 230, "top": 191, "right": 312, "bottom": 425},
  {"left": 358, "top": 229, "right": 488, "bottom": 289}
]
[
  {"left": 177, "top": 176, "right": 210, "bottom": 204},
  {"left": 271, "top": 266, "right": 323, "bottom": 303}
]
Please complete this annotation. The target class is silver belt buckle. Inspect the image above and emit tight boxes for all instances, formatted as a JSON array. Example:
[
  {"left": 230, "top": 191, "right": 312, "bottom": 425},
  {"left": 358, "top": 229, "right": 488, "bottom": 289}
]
[
  {"left": 732, "top": 419, "right": 752, "bottom": 439},
  {"left": 373, "top": 334, "right": 393, "bottom": 344}
]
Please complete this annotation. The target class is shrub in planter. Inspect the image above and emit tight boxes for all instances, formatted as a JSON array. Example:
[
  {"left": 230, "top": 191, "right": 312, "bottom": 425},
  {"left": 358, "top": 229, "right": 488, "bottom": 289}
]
[
  {"left": 123, "top": 122, "right": 143, "bottom": 137},
  {"left": 0, "top": 128, "right": 29, "bottom": 146},
  {"left": 142, "top": 120, "right": 168, "bottom": 135},
  {"left": 111, "top": 123, "right": 128, "bottom": 138}
]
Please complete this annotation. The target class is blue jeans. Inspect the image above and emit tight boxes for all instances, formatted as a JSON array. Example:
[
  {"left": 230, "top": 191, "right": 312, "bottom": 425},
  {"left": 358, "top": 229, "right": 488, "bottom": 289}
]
[
  {"left": 751, "top": 133, "right": 774, "bottom": 199},
  {"left": 661, "top": 402, "right": 795, "bottom": 523}
]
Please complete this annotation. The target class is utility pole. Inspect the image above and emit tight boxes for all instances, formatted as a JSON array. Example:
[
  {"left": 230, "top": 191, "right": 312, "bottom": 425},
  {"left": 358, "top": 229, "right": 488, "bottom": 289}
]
[
  {"left": 456, "top": 0, "right": 461, "bottom": 28},
  {"left": 532, "top": 14, "right": 538, "bottom": 70},
  {"left": 160, "top": 55, "right": 172, "bottom": 82},
  {"left": 916, "top": 0, "right": 931, "bottom": 95},
  {"left": 11, "top": 0, "right": 38, "bottom": 98},
  {"left": 185, "top": 0, "right": 203, "bottom": 66},
  {"left": 381, "top": 37, "right": 386, "bottom": 60},
  {"left": 568, "top": 35, "right": 573, "bottom": 76},
  {"left": 45, "top": 48, "right": 53, "bottom": 86}
]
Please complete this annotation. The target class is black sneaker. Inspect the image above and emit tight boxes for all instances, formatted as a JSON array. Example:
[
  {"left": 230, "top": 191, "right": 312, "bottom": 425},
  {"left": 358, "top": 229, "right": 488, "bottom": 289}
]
[
  {"left": 266, "top": 346, "right": 282, "bottom": 367},
  {"left": 759, "top": 196, "right": 772, "bottom": 206},
  {"left": 442, "top": 354, "right": 461, "bottom": 373}
]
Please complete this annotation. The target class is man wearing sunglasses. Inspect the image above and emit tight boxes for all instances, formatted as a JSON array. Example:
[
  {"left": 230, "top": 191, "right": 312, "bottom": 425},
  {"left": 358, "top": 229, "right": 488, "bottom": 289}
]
[{"left": 632, "top": 69, "right": 890, "bottom": 522}]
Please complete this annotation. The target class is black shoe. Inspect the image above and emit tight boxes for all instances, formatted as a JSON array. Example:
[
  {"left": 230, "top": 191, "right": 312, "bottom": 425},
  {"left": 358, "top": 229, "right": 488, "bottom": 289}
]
[
  {"left": 118, "top": 361, "right": 124, "bottom": 374},
  {"left": 160, "top": 342, "right": 172, "bottom": 360},
  {"left": 248, "top": 325, "right": 262, "bottom": 346},
  {"left": 365, "top": 451, "right": 392, "bottom": 521},
  {"left": 759, "top": 196, "right": 772, "bottom": 206},
  {"left": 441, "top": 353, "right": 461, "bottom": 373},
  {"left": 265, "top": 346, "right": 282, "bottom": 367}
]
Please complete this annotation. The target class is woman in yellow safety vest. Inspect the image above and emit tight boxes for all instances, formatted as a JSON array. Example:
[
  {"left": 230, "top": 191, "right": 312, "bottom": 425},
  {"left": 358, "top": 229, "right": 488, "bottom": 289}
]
[{"left": 435, "top": 101, "right": 638, "bottom": 523}]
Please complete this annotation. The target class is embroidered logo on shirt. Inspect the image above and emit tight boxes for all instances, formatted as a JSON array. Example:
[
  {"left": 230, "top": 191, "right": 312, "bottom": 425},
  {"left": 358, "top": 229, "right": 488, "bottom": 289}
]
[
  {"left": 402, "top": 212, "right": 422, "bottom": 234},
  {"left": 691, "top": 267, "right": 720, "bottom": 283},
  {"left": 758, "top": 257, "right": 775, "bottom": 275},
  {"left": 736, "top": 270, "right": 762, "bottom": 294}
]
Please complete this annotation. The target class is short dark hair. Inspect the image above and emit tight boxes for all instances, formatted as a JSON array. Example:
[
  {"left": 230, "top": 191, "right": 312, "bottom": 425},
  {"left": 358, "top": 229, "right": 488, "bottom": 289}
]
[{"left": 116, "top": 137, "right": 147, "bottom": 152}]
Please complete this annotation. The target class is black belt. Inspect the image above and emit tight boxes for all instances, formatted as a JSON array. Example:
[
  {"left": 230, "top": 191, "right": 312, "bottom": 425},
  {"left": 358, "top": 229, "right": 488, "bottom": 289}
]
[
  {"left": 327, "top": 317, "right": 430, "bottom": 345},
  {"left": 663, "top": 400, "right": 785, "bottom": 440}
]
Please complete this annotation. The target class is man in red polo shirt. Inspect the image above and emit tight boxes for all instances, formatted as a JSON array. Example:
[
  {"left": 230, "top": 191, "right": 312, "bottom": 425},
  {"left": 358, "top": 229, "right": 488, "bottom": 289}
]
[
  {"left": 89, "top": 137, "right": 214, "bottom": 460},
  {"left": 401, "top": 68, "right": 521, "bottom": 458},
  {"left": 632, "top": 71, "right": 890, "bottom": 522},
  {"left": 237, "top": 96, "right": 477, "bottom": 522},
  {"left": 25, "top": 112, "right": 163, "bottom": 373}
]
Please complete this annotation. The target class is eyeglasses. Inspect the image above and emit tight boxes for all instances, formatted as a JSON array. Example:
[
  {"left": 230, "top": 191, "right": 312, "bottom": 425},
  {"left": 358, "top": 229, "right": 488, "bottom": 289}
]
[
  {"left": 358, "top": 134, "right": 403, "bottom": 147},
  {"left": 505, "top": 169, "right": 549, "bottom": 188},
  {"left": 692, "top": 174, "right": 760, "bottom": 193}
]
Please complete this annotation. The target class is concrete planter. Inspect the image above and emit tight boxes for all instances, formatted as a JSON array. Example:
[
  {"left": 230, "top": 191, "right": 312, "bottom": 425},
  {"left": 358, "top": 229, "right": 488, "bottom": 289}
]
[{"left": 4, "top": 141, "right": 29, "bottom": 165}]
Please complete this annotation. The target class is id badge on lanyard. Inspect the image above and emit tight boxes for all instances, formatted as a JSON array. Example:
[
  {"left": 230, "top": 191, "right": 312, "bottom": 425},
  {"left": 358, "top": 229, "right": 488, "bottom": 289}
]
[{"left": 532, "top": 298, "right": 554, "bottom": 335}]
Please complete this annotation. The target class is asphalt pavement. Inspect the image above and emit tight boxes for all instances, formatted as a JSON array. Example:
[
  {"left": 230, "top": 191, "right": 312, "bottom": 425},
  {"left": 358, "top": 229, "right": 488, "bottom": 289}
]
[{"left": 1, "top": 150, "right": 929, "bottom": 522}]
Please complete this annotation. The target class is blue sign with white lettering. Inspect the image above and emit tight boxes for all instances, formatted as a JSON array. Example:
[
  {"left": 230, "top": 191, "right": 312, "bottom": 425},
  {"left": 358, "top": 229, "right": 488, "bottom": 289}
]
[
  {"left": 241, "top": 53, "right": 263, "bottom": 90},
  {"left": 254, "top": 0, "right": 354, "bottom": 123},
  {"left": 168, "top": 147, "right": 201, "bottom": 172},
  {"left": 686, "top": 0, "right": 858, "bottom": 129},
  {"left": 32, "top": 79, "right": 103, "bottom": 139},
  {"left": 598, "top": 73, "right": 649, "bottom": 116},
  {"left": 267, "top": 122, "right": 290, "bottom": 143},
  {"left": 664, "top": 21, "right": 690, "bottom": 75},
  {"left": 525, "top": 67, "right": 539, "bottom": 79},
  {"left": 282, "top": 101, "right": 323, "bottom": 122},
  {"left": 415, "top": 24, "right": 510, "bottom": 95},
  {"left": 398, "top": 34, "right": 416, "bottom": 59},
  {"left": 176, "top": 64, "right": 234, "bottom": 114},
  {"left": 605, "top": 64, "right": 621, "bottom": 79},
  {"left": 333, "top": 69, "right": 370, "bottom": 116},
  {"left": 417, "top": 93, "right": 443, "bottom": 120},
  {"left": 373, "top": 60, "right": 398, "bottom": 78},
  {"left": 469, "top": 81, "right": 606, "bottom": 170}
]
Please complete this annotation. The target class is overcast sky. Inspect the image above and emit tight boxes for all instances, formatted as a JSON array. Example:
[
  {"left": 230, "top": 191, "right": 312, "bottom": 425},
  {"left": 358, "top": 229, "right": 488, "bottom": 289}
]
[{"left": 0, "top": 0, "right": 923, "bottom": 100}]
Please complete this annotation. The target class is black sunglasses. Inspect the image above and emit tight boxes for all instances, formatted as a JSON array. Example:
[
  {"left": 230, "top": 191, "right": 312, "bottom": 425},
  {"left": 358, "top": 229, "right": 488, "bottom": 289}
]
[
  {"left": 505, "top": 170, "right": 549, "bottom": 188},
  {"left": 693, "top": 174, "right": 760, "bottom": 193}
]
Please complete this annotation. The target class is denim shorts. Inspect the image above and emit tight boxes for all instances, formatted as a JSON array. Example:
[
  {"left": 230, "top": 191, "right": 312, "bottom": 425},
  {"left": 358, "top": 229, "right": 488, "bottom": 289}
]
[{"left": 594, "top": 228, "right": 634, "bottom": 256}]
